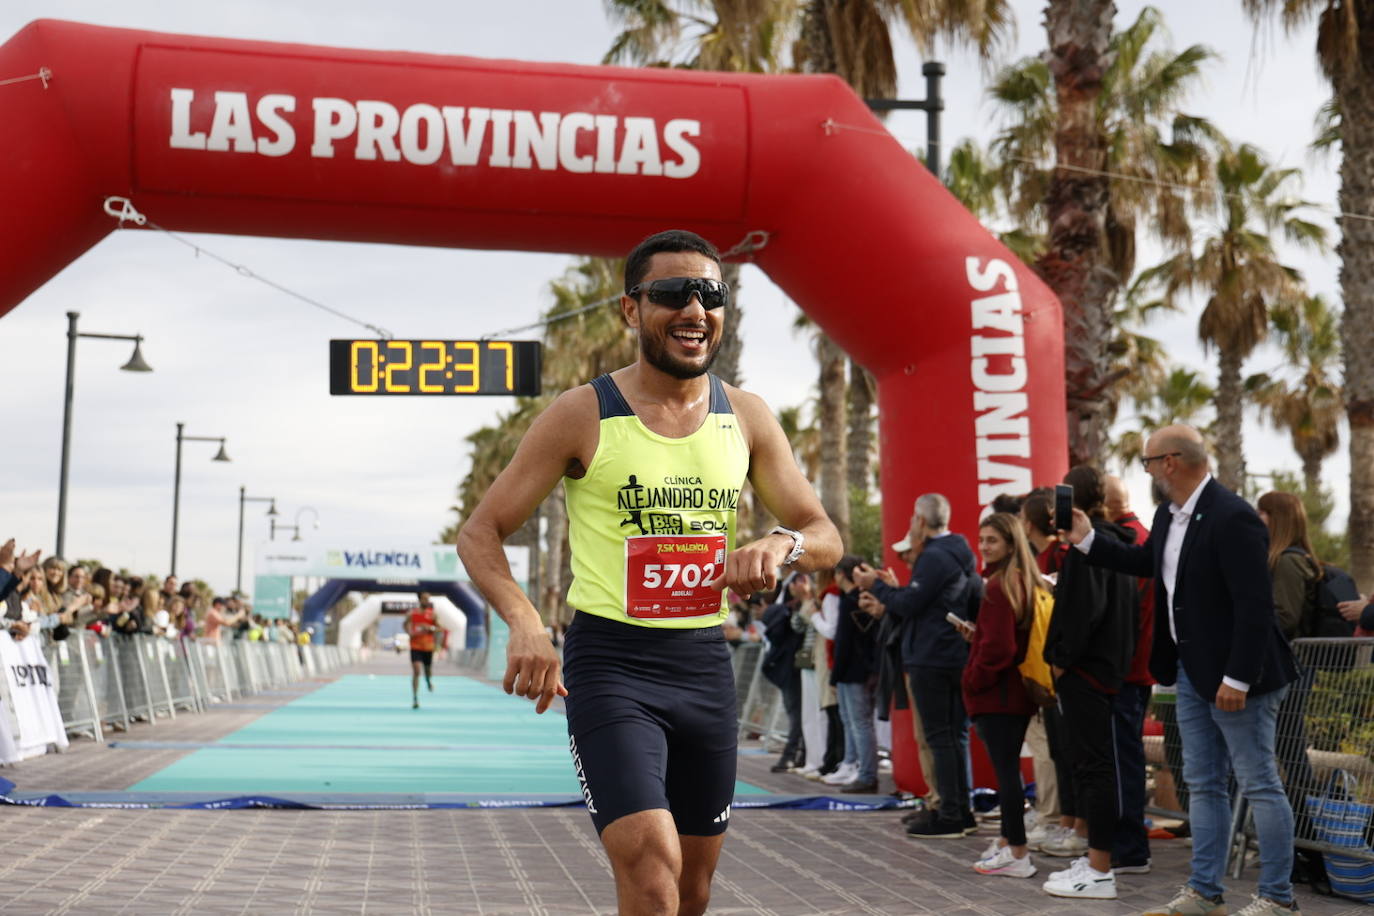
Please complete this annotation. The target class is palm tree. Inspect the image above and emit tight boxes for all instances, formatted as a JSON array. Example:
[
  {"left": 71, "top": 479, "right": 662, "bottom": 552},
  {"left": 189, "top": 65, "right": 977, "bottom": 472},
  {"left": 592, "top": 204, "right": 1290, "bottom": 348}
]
[
  {"left": 1136, "top": 143, "right": 1326, "bottom": 490},
  {"left": 1248, "top": 294, "right": 1344, "bottom": 493},
  {"left": 1110, "top": 366, "right": 1215, "bottom": 468},
  {"left": 1242, "top": 0, "right": 1374, "bottom": 589},
  {"left": 604, "top": 1, "right": 801, "bottom": 386},
  {"left": 993, "top": 5, "right": 1218, "bottom": 466}
]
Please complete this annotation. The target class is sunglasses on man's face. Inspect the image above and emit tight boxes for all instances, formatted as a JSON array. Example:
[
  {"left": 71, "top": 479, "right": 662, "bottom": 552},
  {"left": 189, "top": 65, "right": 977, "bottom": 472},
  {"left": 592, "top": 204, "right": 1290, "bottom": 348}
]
[{"left": 628, "top": 276, "right": 730, "bottom": 310}]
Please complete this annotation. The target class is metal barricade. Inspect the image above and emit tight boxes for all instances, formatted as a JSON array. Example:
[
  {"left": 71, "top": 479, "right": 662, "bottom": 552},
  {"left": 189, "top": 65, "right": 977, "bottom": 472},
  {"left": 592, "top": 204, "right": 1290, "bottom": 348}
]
[
  {"left": 155, "top": 638, "right": 199, "bottom": 713},
  {"left": 1273, "top": 637, "right": 1374, "bottom": 866},
  {"left": 735, "top": 642, "right": 785, "bottom": 748},
  {"left": 112, "top": 634, "right": 156, "bottom": 724},
  {"left": 232, "top": 640, "right": 262, "bottom": 695},
  {"left": 42, "top": 633, "right": 101, "bottom": 742},
  {"left": 195, "top": 640, "right": 240, "bottom": 702}
]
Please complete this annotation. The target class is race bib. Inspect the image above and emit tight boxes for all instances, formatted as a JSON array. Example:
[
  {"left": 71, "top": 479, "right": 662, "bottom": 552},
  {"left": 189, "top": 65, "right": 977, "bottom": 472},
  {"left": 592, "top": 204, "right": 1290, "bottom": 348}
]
[{"left": 625, "top": 534, "right": 727, "bottom": 619}]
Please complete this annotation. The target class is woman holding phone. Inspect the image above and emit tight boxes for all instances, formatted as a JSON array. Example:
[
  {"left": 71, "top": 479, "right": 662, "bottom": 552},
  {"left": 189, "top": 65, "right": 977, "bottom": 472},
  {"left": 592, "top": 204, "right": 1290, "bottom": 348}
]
[{"left": 964, "top": 512, "right": 1046, "bottom": 879}]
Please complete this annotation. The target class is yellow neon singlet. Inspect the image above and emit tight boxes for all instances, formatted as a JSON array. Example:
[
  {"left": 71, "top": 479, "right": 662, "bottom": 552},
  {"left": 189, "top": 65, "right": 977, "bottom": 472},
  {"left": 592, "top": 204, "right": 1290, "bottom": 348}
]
[{"left": 565, "top": 373, "right": 749, "bottom": 628}]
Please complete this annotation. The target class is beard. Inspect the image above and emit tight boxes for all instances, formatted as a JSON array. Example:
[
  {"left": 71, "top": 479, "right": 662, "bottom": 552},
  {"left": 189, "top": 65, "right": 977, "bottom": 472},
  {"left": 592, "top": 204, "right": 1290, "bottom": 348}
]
[
  {"left": 1151, "top": 476, "right": 1171, "bottom": 506},
  {"left": 641, "top": 329, "right": 720, "bottom": 380}
]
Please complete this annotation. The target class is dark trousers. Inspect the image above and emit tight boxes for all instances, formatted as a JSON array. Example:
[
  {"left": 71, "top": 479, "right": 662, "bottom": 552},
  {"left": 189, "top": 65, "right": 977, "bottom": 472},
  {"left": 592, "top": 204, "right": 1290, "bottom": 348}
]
[
  {"left": 778, "top": 670, "right": 803, "bottom": 763},
  {"left": 1111, "top": 682, "right": 1152, "bottom": 866},
  {"left": 1056, "top": 670, "right": 1119, "bottom": 851},
  {"left": 975, "top": 713, "right": 1031, "bottom": 846},
  {"left": 910, "top": 665, "right": 971, "bottom": 822},
  {"left": 1044, "top": 703, "right": 1078, "bottom": 818},
  {"left": 823, "top": 704, "right": 845, "bottom": 772}
]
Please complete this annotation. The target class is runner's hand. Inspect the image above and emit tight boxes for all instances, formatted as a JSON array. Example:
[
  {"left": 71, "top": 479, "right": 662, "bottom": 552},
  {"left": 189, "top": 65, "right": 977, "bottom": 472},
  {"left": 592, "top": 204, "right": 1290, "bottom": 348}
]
[
  {"left": 503, "top": 624, "right": 567, "bottom": 714},
  {"left": 709, "top": 535, "right": 790, "bottom": 595}
]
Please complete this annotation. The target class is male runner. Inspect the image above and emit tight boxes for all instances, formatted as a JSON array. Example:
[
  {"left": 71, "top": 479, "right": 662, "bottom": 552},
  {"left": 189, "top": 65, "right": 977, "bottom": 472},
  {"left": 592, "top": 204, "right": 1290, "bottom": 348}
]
[
  {"left": 457, "top": 229, "right": 841, "bottom": 916},
  {"left": 405, "top": 592, "right": 440, "bottom": 708}
]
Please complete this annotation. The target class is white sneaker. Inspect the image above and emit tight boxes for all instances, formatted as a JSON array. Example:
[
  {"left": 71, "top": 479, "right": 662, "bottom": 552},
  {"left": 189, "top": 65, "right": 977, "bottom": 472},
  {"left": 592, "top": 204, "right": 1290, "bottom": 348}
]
[
  {"left": 1047, "top": 855, "right": 1090, "bottom": 882},
  {"left": 1040, "top": 829, "right": 1089, "bottom": 857},
  {"left": 977, "top": 838, "right": 1002, "bottom": 862},
  {"left": 798, "top": 765, "right": 820, "bottom": 778},
  {"left": 974, "top": 844, "right": 1037, "bottom": 878},
  {"left": 822, "top": 763, "right": 857, "bottom": 785},
  {"left": 1041, "top": 858, "right": 1116, "bottom": 899},
  {"left": 1024, "top": 822, "right": 1057, "bottom": 850}
]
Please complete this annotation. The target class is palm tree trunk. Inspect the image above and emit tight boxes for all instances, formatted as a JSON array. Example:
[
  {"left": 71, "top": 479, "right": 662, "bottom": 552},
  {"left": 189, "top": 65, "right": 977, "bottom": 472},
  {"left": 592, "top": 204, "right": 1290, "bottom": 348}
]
[
  {"left": 1300, "top": 449, "right": 1322, "bottom": 498},
  {"left": 847, "top": 357, "right": 874, "bottom": 501},
  {"left": 1213, "top": 345, "right": 1247, "bottom": 492},
  {"left": 715, "top": 262, "right": 744, "bottom": 386},
  {"left": 817, "top": 333, "right": 850, "bottom": 545},
  {"left": 1337, "top": 38, "right": 1374, "bottom": 591},
  {"left": 1038, "top": 0, "right": 1118, "bottom": 467}
]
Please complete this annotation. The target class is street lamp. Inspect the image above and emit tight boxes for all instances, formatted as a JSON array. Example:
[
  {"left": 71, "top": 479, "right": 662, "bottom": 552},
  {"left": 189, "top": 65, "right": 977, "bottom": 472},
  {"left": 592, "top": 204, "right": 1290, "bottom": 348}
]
[
  {"left": 271, "top": 506, "right": 318, "bottom": 542},
  {"left": 866, "top": 61, "right": 945, "bottom": 175},
  {"left": 171, "top": 422, "right": 229, "bottom": 576},
  {"left": 56, "top": 311, "right": 153, "bottom": 559},
  {"left": 237, "top": 486, "right": 278, "bottom": 595}
]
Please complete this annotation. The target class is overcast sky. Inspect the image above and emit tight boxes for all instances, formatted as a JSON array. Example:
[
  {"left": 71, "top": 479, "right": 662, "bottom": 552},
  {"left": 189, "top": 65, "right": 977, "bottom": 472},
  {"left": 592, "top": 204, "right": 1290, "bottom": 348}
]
[{"left": 0, "top": 1, "right": 1339, "bottom": 595}]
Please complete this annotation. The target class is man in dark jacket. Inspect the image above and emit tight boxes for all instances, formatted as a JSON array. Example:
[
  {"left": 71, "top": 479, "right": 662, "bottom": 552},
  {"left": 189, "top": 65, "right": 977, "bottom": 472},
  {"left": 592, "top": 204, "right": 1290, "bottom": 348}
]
[
  {"left": 1040, "top": 466, "right": 1138, "bottom": 900},
  {"left": 761, "top": 575, "right": 808, "bottom": 772},
  {"left": 855, "top": 493, "right": 981, "bottom": 839},
  {"left": 831, "top": 555, "right": 879, "bottom": 792},
  {"left": 1065, "top": 425, "right": 1299, "bottom": 916}
]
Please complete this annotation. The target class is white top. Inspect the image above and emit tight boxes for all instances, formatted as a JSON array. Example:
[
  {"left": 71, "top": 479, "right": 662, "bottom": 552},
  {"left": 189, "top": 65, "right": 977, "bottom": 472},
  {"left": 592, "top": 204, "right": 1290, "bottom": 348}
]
[
  {"left": 813, "top": 592, "right": 840, "bottom": 640},
  {"left": 1076, "top": 474, "right": 1248, "bottom": 693}
]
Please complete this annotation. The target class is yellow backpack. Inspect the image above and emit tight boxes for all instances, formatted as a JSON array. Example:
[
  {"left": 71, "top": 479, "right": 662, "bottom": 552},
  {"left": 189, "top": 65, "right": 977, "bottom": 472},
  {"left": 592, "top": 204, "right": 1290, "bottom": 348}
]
[{"left": 1018, "top": 586, "right": 1056, "bottom": 706}]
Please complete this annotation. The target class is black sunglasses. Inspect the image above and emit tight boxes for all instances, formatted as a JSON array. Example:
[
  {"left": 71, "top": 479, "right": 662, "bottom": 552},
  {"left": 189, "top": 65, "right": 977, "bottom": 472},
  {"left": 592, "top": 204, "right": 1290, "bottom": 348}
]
[{"left": 628, "top": 276, "right": 730, "bottom": 310}]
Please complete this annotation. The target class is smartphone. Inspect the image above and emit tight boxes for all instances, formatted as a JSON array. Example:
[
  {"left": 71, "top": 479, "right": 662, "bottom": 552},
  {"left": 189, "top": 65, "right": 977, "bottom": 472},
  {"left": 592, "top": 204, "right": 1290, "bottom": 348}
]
[
  {"left": 1054, "top": 483, "right": 1074, "bottom": 531},
  {"left": 945, "top": 611, "right": 973, "bottom": 631}
]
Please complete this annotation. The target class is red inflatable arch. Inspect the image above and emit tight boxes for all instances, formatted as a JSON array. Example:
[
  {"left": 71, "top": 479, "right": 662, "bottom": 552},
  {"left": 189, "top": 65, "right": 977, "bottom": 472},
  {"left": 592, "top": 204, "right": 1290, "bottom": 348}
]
[{"left": 0, "top": 19, "right": 1066, "bottom": 791}]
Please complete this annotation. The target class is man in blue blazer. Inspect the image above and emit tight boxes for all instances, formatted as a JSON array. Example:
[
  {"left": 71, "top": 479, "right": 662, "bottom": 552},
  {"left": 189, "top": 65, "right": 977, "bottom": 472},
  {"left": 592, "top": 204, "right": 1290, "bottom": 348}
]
[{"left": 1063, "top": 426, "right": 1300, "bottom": 916}]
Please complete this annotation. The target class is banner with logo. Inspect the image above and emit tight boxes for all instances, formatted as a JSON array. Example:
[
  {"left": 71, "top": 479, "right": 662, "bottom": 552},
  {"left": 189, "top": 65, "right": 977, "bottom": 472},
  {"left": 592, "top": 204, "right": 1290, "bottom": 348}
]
[
  {"left": 0, "top": 632, "right": 70, "bottom": 764},
  {"left": 253, "top": 541, "right": 527, "bottom": 585},
  {"left": 253, "top": 576, "right": 293, "bottom": 620}
]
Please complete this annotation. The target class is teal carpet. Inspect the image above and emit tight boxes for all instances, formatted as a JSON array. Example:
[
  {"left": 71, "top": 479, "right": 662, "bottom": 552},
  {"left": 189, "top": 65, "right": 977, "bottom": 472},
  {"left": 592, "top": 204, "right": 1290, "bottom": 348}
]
[{"left": 129, "top": 674, "right": 766, "bottom": 797}]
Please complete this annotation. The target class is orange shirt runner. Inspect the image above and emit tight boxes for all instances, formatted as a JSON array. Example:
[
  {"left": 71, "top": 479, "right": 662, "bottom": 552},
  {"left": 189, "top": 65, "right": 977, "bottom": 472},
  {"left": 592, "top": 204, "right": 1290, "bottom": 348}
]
[{"left": 406, "top": 606, "right": 438, "bottom": 652}]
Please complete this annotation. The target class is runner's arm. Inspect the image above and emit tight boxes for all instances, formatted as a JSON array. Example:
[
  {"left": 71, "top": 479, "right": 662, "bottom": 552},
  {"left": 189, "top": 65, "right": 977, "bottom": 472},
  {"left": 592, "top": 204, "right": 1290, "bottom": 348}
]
[
  {"left": 712, "top": 390, "right": 841, "bottom": 594},
  {"left": 456, "top": 388, "right": 595, "bottom": 713}
]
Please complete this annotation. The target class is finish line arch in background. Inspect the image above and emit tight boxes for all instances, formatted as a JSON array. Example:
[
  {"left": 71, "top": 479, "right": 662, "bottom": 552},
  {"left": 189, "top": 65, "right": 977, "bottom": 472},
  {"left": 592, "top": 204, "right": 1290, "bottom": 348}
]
[
  {"left": 0, "top": 20, "right": 1068, "bottom": 793},
  {"left": 302, "top": 579, "right": 487, "bottom": 649}
]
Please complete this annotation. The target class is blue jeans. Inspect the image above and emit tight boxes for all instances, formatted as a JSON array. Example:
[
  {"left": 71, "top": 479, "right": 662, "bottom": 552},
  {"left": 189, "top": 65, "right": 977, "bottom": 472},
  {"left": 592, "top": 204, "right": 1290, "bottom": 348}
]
[
  {"left": 1176, "top": 667, "right": 1294, "bottom": 904},
  {"left": 836, "top": 680, "right": 877, "bottom": 783}
]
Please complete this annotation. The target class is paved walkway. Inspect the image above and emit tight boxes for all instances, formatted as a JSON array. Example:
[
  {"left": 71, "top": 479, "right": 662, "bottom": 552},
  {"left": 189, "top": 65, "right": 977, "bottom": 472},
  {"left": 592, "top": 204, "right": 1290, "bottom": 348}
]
[{"left": 1, "top": 654, "right": 1366, "bottom": 915}]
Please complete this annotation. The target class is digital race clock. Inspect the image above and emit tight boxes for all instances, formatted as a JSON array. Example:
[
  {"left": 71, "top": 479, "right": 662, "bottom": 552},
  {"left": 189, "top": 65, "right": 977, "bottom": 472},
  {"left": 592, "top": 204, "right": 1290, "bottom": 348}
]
[{"left": 329, "top": 339, "right": 542, "bottom": 396}]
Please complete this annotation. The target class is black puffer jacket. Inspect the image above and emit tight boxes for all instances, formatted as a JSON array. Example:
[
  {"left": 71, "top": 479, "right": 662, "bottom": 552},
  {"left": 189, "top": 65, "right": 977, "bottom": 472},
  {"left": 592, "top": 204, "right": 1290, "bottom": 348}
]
[{"left": 1044, "top": 517, "right": 1139, "bottom": 692}]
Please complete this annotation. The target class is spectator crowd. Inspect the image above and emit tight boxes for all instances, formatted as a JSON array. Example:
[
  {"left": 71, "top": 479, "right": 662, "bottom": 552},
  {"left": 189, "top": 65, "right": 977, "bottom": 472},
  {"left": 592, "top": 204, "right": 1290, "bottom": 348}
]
[
  {"left": 722, "top": 423, "right": 1374, "bottom": 915},
  {"left": 0, "top": 538, "right": 311, "bottom": 650}
]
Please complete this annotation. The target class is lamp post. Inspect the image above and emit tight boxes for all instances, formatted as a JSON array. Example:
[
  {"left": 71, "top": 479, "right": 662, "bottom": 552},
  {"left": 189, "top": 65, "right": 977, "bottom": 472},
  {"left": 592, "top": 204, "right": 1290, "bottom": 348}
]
[
  {"left": 866, "top": 61, "right": 945, "bottom": 175},
  {"left": 56, "top": 311, "right": 153, "bottom": 559},
  {"left": 171, "top": 422, "right": 229, "bottom": 576},
  {"left": 237, "top": 486, "right": 278, "bottom": 595},
  {"left": 271, "top": 506, "right": 318, "bottom": 542}
]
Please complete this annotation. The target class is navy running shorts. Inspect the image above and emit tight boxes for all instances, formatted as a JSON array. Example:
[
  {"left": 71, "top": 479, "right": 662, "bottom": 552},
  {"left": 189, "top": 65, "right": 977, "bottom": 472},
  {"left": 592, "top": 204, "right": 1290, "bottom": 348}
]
[
  {"left": 563, "top": 610, "right": 738, "bottom": 837},
  {"left": 409, "top": 649, "right": 434, "bottom": 665}
]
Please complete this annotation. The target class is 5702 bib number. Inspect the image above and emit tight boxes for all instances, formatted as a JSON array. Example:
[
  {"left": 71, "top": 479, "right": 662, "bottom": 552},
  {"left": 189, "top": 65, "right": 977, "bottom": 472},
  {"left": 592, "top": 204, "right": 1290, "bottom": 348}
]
[{"left": 625, "top": 534, "right": 727, "bottom": 619}]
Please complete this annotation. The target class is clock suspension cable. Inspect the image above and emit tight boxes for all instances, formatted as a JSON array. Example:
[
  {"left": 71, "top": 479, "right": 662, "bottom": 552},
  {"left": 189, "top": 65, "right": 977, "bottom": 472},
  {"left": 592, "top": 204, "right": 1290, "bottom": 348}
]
[{"left": 101, "top": 196, "right": 394, "bottom": 340}]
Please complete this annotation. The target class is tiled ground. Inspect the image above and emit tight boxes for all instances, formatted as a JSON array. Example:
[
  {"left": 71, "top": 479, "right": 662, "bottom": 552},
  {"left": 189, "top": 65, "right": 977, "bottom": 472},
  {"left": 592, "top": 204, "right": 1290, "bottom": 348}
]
[{"left": 1, "top": 657, "right": 1367, "bottom": 915}]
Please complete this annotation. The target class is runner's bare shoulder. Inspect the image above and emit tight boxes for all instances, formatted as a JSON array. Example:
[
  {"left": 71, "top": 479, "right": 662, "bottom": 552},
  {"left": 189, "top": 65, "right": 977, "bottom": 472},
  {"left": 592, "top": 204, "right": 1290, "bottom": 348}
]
[{"left": 715, "top": 381, "right": 774, "bottom": 448}]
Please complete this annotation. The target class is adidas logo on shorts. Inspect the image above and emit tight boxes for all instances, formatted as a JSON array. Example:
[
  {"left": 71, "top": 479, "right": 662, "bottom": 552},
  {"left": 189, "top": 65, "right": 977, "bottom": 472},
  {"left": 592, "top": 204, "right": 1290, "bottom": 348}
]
[
  {"left": 569, "top": 735, "right": 597, "bottom": 814},
  {"left": 713, "top": 806, "right": 730, "bottom": 824}
]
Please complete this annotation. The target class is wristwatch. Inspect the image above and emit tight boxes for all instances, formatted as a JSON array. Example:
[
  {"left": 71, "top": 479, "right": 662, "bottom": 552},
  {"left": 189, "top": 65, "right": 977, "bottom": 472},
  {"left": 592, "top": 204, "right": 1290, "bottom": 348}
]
[{"left": 769, "top": 525, "right": 806, "bottom": 566}]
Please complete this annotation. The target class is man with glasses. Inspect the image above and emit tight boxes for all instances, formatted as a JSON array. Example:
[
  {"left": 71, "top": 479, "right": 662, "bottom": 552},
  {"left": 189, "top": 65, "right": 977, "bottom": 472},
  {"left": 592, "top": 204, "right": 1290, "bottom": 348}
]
[
  {"left": 457, "top": 229, "right": 840, "bottom": 916},
  {"left": 1061, "top": 425, "right": 1300, "bottom": 916}
]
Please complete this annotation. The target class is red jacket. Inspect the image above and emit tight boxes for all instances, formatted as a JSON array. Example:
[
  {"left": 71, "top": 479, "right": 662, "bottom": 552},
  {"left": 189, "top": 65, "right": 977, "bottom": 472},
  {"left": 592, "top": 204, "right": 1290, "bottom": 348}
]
[
  {"left": 1117, "top": 513, "right": 1157, "bottom": 687},
  {"left": 962, "top": 575, "right": 1036, "bottom": 718}
]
